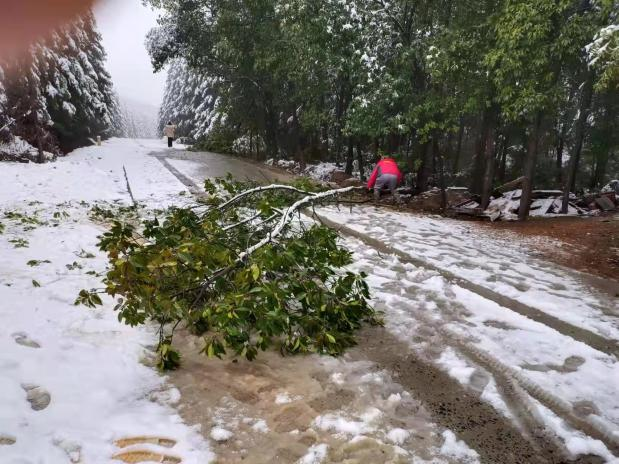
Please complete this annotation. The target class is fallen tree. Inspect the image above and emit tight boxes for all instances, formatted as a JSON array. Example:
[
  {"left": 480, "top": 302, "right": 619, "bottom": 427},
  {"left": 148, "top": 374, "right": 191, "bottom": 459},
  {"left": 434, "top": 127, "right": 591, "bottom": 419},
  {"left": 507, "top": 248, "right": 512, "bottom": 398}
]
[{"left": 78, "top": 178, "right": 380, "bottom": 369}]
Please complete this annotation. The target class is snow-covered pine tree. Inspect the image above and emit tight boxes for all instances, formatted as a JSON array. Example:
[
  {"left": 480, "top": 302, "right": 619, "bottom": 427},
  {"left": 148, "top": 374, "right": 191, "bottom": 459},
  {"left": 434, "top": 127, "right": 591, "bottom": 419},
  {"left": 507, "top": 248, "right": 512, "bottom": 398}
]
[
  {"left": 0, "top": 64, "right": 9, "bottom": 143},
  {"left": 1, "top": 51, "right": 56, "bottom": 158},
  {"left": 36, "top": 11, "right": 124, "bottom": 151},
  {"left": 158, "top": 58, "right": 218, "bottom": 141},
  {"left": 120, "top": 97, "right": 158, "bottom": 139},
  {"left": 0, "top": 9, "right": 123, "bottom": 158}
]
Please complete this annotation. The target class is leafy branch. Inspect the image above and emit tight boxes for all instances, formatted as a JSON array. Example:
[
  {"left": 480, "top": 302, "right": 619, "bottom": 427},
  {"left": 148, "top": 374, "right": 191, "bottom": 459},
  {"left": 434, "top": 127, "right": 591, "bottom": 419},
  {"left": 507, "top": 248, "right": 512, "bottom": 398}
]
[{"left": 78, "top": 179, "right": 377, "bottom": 369}]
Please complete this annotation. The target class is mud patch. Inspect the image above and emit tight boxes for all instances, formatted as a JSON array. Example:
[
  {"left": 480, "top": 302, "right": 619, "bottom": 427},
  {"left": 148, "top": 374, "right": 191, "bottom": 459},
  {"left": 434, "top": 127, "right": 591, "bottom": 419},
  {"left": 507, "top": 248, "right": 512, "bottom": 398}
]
[
  {"left": 168, "top": 331, "right": 470, "bottom": 463},
  {"left": 483, "top": 320, "right": 517, "bottom": 331}
]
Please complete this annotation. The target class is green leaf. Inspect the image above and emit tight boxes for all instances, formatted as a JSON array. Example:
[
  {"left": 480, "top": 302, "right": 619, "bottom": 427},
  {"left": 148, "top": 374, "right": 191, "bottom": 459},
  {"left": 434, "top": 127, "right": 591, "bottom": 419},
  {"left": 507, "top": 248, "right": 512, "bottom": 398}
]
[{"left": 251, "top": 264, "right": 261, "bottom": 281}]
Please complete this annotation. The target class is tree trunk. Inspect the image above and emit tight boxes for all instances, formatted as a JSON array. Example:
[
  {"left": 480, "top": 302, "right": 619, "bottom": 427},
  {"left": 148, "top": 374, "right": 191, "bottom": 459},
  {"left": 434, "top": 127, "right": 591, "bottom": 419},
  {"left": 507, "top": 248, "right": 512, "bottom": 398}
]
[
  {"left": 589, "top": 95, "right": 613, "bottom": 189},
  {"left": 555, "top": 122, "right": 567, "bottom": 185},
  {"left": 333, "top": 80, "right": 349, "bottom": 167},
  {"left": 37, "top": 136, "right": 45, "bottom": 164},
  {"left": 518, "top": 113, "right": 543, "bottom": 221},
  {"left": 435, "top": 138, "right": 447, "bottom": 210},
  {"left": 590, "top": 151, "right": 609, "bottom": 189},
  {"left": 263, "top": 100, "right": 279, "bottom": 160},
  {"left": 452, "top": 117, "right": 464, "bottom": 175},
  {"left": 345, "top": 137, "right": 354, "bottom": 175},
  {"left": 480, "top": 109, "right": 498, "bottom": 210},
  {"left": 561, "top": 72, "right": 594, "bottom": 213},
  {"left": 321, "top": 122, "right": 329, "bottom": 161},
  {"left": 497, "top": 134, "right": 509, "bottom": 184},
  {"left": 357, "top": 142, "right": 366, "bottom": 181},
  {"left": 470, "top": 112, "right": 490, "bottom": 194},
  {"left": 416, "top": 141, "right": 433, "bottom": 193}
]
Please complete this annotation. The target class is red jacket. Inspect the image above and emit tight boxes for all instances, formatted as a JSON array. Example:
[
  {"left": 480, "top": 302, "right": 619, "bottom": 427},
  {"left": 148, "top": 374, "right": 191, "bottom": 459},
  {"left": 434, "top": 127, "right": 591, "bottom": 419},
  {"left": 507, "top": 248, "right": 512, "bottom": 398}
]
[{"left": 367, "top": 158, "right": 403, "bottom": 189}]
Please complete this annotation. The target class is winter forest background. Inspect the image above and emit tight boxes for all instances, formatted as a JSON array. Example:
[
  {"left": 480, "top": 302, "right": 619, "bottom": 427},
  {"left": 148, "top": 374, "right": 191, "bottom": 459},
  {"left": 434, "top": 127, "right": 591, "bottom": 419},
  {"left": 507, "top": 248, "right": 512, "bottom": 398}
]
[
  {"left": 0, "top": 10, "right": 156, "bottom": 161},
  {"left": 1, "top": 0, "right": 617, "bottom": 204},
  {"left": 152, "top": 0, "right": 618, "bottom": 210}
]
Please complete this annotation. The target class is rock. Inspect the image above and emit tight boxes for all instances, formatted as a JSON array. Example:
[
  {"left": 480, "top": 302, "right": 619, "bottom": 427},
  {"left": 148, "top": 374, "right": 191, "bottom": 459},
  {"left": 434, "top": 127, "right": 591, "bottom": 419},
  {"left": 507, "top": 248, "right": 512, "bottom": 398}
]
[
  {"left": 12, "top": 332, "right": 41, "bottom": 349},
  {"left": 22, "top": 384, "right": 51, "bottom": 411},
  {"left": 329, "top": 170, "right": 352, "bottom": 184},
  {"left": 595, "top": 195, "right": 616, "bottom": 211},
  {"left": 0, "top": 434, "right": 16, "bottom": 445},
  {"left": 340, "top": 177, "right": 365, "bottom": 188}
]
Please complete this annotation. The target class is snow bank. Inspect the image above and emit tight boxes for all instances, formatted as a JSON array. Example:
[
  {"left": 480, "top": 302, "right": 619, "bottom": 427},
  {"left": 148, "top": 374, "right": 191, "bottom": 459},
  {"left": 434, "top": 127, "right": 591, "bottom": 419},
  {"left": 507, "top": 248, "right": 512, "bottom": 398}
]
[
  {"left": 265, "top": 158, "right": 370, "bottom": 183},
  {"left": 0, "top": 136, "right": 55, "bottom": 162}
]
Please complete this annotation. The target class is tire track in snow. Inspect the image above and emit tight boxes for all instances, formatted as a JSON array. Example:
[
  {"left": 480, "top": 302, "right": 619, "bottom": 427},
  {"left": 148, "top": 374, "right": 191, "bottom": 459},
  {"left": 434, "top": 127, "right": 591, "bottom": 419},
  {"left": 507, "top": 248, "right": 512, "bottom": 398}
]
[
  {"left": 313, "top": 212, "right": 619, "bottom": 359},
  {"left": 150, "top": 152, "right": 207, "bottom": 197},
  {"left": 317, "top": 213, "right": 619, "bottom": 455},
  {"left": 152, "top": 154, "right": 618, "bottom": 459}
]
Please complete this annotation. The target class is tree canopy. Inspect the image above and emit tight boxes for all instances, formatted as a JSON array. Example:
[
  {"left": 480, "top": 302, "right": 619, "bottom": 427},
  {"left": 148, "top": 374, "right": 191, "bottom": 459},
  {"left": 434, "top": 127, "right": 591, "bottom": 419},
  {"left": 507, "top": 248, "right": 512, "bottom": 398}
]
[{"left": 149, "top": 0, "right": 618, "bottom": 208}]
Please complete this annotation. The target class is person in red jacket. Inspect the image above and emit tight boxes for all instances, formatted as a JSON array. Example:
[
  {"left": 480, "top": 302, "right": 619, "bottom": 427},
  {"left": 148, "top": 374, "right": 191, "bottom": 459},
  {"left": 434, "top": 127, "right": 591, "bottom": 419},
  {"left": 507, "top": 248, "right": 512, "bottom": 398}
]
[{"left": 367, "top": 156, "right": 403, "bottom": 200}]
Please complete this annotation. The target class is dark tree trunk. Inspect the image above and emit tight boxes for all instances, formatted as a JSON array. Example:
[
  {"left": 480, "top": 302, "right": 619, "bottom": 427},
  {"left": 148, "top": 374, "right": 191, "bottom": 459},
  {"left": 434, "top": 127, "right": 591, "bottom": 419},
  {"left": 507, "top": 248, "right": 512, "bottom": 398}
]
[
  {"left": 452, "top": 117, "right": 464, "bottom": 174},
  {"left": 333, "top": 79, "right": 350, "bottom": 167},
  {"left": 357, "top": 142, "right": 366, "bottom": 181},
  {"left": 555, "top": 120, "right": 568, "bottom": 185},
  {"left": 590, "top": 151, "right": 609, "bottom": 189},
  {"left": 589, "top": 96, "right": 613, "bottom": 189},
  {"left": 519, "top": 113, "right": 543, "bottom": 221},
  {"left": 416, "top": 141, "right": 433, "bottom": 193},
  {"left": 345, "top": 137, "right": 354, "bottom": 175},
  {"left": 497, "top": 134, "right": 509, "bottom": 184},
  {"left": 561, "top": 72, "right": 594, "bottom": 213},
  {"left": 263, "top": 98, "right": 279, "bottom": 160},
  {"left": 480, "top": 109, "right": 498, "bottom": 210},
  {"left": 470, "top": 112, "right": 490, "bottom": 194},
  {"left": 435, "top": 138, "right": 447, "bottom": 210},
  {"left": 321, "top": 123, "right": 329, "bottom": 161}
]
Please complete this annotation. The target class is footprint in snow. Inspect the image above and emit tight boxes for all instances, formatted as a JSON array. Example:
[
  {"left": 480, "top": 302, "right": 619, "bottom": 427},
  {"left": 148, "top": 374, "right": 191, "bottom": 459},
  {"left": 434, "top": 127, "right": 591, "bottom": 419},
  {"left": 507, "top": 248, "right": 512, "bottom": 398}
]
[
  {"left": 12, "top": 332, "right": 41, "bottom": 349},
  {"left": 113, "top": 436, "right": 180, "bottom": 464},
  {"left": 53, "top": 437, "right": 81, "bottom": 463},
  {"left": 0, "top": 434, "right": 16, "bottom": 446},
  {"left": 21, "top": 384, "right": 51, "bottom": 411}
]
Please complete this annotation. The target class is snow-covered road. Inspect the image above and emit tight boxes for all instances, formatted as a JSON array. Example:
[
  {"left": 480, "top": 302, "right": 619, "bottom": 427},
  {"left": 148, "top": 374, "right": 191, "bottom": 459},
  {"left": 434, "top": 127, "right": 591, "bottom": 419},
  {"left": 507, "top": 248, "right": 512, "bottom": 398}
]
[
  {"left": 168, "top": 153, "right": 619, "bottom": 462},
  {"left": 1, "top": 139, "right": 618, "bottom": 463},
  {"left": 0, "top": 140, "right": 211, "bottom": 463},
  {"left": 315, "top": 207, "right": 619, "bottom": 460}
]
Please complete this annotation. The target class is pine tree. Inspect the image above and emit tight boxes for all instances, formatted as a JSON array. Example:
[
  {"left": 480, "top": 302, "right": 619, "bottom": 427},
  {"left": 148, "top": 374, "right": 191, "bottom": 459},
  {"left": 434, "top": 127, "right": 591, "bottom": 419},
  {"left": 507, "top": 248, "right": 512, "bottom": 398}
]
[
  {"left": 0, "top": 9, "right": 123, "bottom": 157},
  {"left": 36, "top": 12, "right": 123, "bottom": 151},
  {"left": 158, "top": 58, "right": 218, "bottom": 140},
  {"left": 0, "top": 64, "right": 10, "bottom": 143},
  {"left": 2, "top": 51, "right": 56, "bottom": 156}
]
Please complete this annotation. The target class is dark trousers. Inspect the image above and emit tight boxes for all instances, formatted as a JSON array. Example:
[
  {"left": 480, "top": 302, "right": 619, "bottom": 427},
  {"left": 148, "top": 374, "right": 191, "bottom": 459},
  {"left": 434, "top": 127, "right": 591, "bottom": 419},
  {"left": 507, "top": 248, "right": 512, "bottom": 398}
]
[{"left": 167, "top": 137, "right": 173, "bottom": 148}]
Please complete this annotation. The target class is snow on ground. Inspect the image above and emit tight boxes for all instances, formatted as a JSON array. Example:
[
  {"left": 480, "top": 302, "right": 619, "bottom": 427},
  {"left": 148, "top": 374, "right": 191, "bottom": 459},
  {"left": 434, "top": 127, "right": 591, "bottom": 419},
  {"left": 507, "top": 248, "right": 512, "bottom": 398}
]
[
  {"left": 328, "top": 208, "right": 619, "bottom": 460},
  {"left": 153, "top": 149, "right": 619, "bottom": 461},
  {"left": 266, "top": 158, "right": 370, "bottom": 182},
  {"left": 0, "top": 136, "right": 55, "bottom": 162},
  {"left": 0, "top": 138, "right": 190, "bottom": 209},
  {"left": 319, "top": 206, "right": 619, "bottom": 340},
  {"left": 0, "top": 139, "right": 211, "bottom": 463},
  {"left": 0, "top": 140, "right": 486, "bottom": 464}
]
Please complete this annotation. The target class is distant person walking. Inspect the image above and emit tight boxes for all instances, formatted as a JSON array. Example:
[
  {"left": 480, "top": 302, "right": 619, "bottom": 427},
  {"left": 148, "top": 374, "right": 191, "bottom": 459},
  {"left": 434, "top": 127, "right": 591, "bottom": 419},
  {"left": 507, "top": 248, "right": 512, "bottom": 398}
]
[
  {"left": 367, "top": 155, "right": 403, "bottom": 201},
  {"left": 164, "top": 122, "right": 176, "bottom": 148}
]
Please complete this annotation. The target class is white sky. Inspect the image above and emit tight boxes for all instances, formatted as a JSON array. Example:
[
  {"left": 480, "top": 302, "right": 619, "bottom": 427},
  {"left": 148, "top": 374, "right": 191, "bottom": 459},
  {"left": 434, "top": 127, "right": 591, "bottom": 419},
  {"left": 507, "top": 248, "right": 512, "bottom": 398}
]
[{"left": 94, "top": 0, "right": 166, "bottom": 107}]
